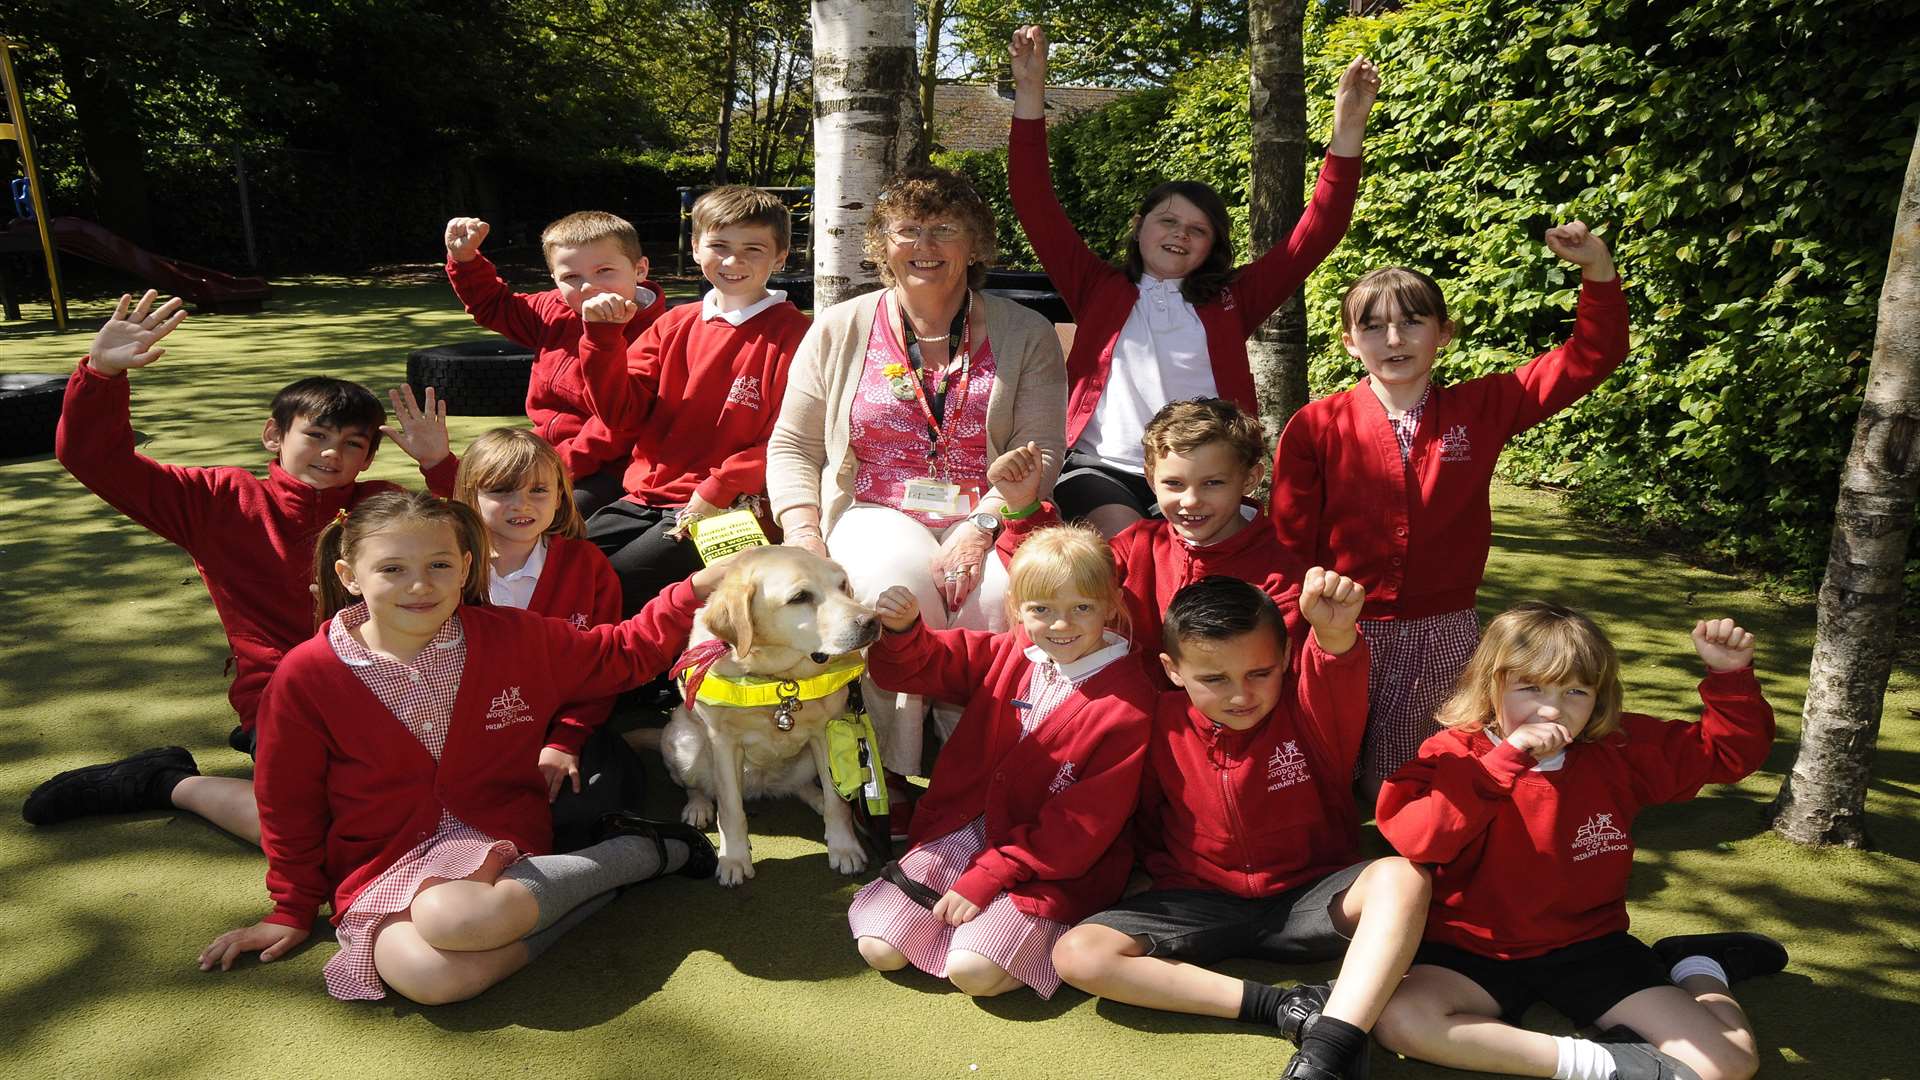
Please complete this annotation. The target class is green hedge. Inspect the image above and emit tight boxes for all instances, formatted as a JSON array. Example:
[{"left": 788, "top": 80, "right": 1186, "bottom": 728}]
[{"left": 950, "top": 0, "right": 1920, "bottom": 594}]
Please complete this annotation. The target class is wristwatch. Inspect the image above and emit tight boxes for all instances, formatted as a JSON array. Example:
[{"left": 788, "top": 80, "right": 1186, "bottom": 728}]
[{"left": 968, "top": 509, "right": 1004, "bottom": 537}]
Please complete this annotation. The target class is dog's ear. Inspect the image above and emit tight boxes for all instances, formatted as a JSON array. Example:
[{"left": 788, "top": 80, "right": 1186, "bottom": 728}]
[{"left": 702, "top": 575, "right": 755, "bottom": 657}]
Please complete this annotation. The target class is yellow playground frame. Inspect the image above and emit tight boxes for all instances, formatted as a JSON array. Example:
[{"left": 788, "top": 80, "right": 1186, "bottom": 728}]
[{"left": 1, "top": 34, "right": 67, "bottom": 330}]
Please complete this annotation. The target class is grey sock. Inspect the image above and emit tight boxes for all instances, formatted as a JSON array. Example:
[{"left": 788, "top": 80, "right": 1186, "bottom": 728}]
[
  {"left": 502, "top": 836, "right": 662, "bottom": 933},
  {"left": 521, "top": 890, "right": 616, "bottom": 959}
]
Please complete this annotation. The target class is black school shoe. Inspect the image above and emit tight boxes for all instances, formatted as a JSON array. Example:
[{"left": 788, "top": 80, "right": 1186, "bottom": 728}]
[
  {"left": 594, "top": 810, "right": 718, "bottom": 880},
  {"left": 1597, "top": 1027, "right": 1703, "bottom": 1080},
  {"left": 1276, "top": 981, "right": 1332, "bottom": 1044},
  {"left": 22, "top": 746, "right": 197, "bottom": 825},
  {"left": 1278, "top": 1044, "right": 1370, "bottom": 1080},
  {"left": 1652, "top": 932, "right": 1790, "bottom": 984}
]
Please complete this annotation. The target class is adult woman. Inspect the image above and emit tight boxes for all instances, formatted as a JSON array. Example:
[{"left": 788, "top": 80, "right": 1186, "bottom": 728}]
[{"left": 767, "top": 166, "right": 1066, "bottom": 780}]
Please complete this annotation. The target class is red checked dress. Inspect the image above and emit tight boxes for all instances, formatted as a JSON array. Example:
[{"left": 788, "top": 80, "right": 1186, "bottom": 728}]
[
  {"left": 846, "top": 633, "right": 1131, "bottom": 998},
  {"left": 848, "top": 300, "right": 996, "bottom": 529},
  {"left": 321, "top": 606, "right": 521, "bottom": 1002}
]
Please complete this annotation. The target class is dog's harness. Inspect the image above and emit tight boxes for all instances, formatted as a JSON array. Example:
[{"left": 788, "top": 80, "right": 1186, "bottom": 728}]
[{"left": 672, "top": 649, "right": 866, "bottom": 731}]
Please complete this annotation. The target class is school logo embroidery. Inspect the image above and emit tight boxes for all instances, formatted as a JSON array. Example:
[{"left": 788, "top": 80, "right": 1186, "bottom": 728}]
[
  {"left": 1570, "top": 812, "right": 1629, "bottom": 862},
  {"left": 726, "top": 374, "right": 763, "bottom": 409},
  {"left": 1267, "top": 740, "right": 1310, "bottom": 792},
  {"left": 1439, "top": 424, "right": 1472, "bottom": 463},
  {"left": 1048, "top": 761, "right": 1079, "bottom": 794},
  {"left": 484, "top": 686, "right": 535, "bottom": 731},
  {"left": 567, "top": 612, "right": 590, "bottom": 630}
]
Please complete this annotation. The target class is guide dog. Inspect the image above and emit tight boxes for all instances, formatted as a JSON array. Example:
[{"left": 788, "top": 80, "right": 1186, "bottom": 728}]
[{"left": 659, "top": 546, "right": 882, "bottom": 886}]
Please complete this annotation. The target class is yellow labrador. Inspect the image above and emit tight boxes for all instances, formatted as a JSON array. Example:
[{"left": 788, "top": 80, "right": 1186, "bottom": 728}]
[{"left": 659, "top": 546, "right": 882, "bottom": 886}]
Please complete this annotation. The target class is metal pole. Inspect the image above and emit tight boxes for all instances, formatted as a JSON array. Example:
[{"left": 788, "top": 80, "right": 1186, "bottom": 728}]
[
  {"left": 0, "top": 34, "right": 66, "bottom": 330},
  {"left": 235, "top": 145, "right": 258, "bottom": 272}
]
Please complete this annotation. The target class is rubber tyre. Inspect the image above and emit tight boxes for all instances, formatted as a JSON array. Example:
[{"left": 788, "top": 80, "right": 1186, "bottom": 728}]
[
  {"left": 0, "top": 374, "right": 67, "bottom": 461},
  {"left": 406, "top": 341, "right": 535, "bottom": 417},
  {"left": 983, "top": 287, "right": 1072, "bottom": 325}
]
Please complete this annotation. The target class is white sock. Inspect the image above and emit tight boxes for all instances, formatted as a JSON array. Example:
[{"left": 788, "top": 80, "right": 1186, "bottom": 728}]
[
  {"left": 1552, "top": 1035, "right": 1617, "bottom": 1080},
  {"left": 1671, "top": 955, "right": 1730, "bottom": 988}
]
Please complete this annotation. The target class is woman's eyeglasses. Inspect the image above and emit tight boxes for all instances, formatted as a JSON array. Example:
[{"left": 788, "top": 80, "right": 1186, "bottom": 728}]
[{"left": 888, "top": 223, "right": 966, "bottom": 245}]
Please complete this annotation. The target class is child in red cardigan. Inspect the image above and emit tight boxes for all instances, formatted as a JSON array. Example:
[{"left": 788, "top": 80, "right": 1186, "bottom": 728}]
[
  {"left": 1008, "top": 24, "right": 1376, "bottom": 537},
  {"left": 576, "top": 186, "right": 809, "bottom": 615},
  {"left": 1054, "top": 575, "right": 1432, "bottom": 1080},
  {"left": 24, "top": 291, "right": 455, "bottom": 842},
  {"left": 998, "top": 398, "right": 1310, "bottom": 686},
  {"left": 849, "top": 525, "right": 1156, "bottom": 999},
  {"left": 452, "top": 428, "right": 635, "bottom": 848},
  {"left": 1374, "top": 604, "right": 1782, "bottom": 1080},
  {"left": 1270, "top": 222, "right": 1629, "bottom": 792},
  {"left": 198, "top": 492, "right": 721, "bottom": 1004},
  {"left": 444, "top": 210, "right": 667, "bottom": 514}
]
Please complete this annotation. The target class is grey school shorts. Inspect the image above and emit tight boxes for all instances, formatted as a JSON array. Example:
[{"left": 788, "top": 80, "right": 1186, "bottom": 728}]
[{"left": 1080, "top": 860, "right": 1369, "bottom": 966}]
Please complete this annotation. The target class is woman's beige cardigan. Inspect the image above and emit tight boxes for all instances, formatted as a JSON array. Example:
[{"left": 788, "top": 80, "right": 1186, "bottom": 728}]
[{"left": 767, "top": 289, "right": 1067, "bottom": 532}]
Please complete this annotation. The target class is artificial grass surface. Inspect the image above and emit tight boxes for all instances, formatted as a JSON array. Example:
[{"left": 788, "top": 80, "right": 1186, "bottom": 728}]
[{"left": 3, "top": 277, "right": 1918, "bottom": 1079}]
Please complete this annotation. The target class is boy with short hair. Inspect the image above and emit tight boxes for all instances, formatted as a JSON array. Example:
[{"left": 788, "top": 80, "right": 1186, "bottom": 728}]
[
  {"left": 23, "top": 291, "right": 454, "bottom": 841},
  {"left": 576, "top": 185, "right": 810, "bottom": 614},
  {"left": 444, "top": 208, "right": 667, "bottom": 514},
  {"left": 994, "top": 397, "right": 1309, "bottom": 682},
  {"left": 1051, "top": 575, "right": 1431, "bottom": 1080}
]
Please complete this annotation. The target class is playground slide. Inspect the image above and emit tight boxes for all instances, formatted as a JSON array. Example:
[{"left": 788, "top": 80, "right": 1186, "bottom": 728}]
[{"left": 7, "top": 216, "right": 271, "bottom": 309}]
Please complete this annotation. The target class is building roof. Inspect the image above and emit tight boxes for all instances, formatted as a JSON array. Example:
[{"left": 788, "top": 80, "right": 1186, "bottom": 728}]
[{"left": 931, "top": 83, "right": 1134, "bottom": 153}]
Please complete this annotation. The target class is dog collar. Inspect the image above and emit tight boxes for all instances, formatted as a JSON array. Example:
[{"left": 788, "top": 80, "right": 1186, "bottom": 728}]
[{"left": 679, "top": 652, "right": 867, "bottom": 710}]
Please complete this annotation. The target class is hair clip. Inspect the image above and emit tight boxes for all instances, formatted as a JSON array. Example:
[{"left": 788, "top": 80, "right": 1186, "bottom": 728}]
[{"left": 333, "top": 509, "right": 350, "bottom": 527}]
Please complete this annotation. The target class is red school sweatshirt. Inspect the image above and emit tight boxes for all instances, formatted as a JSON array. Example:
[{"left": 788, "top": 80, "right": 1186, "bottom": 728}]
[
  {"left": 579, "top": 300, "right": 810, "bottom": 508},
  {"left": 446, "top": 252, "right": 665, "bottom": 479},
  {"left": 1268, "top": 277, "right": 1630, "bottom": 620},
  {"left": 254, "top": 580, "right": 701, "bottom": 929},
  {"left": 1000, "top": 505, "right": 1309, "bottom": 687},
  {"left": 54, "top": 359, "right": 459, "bottom": 730},
  {"left": 524, "top": 535, "right": 624, "bottom": 754},
  {"left": 1008, "top": 115, "right": 1362, "bottom": 446},
  {"left": 1136, "top": 632, "right": 1370, "bottom": 898},
  {"left": 868, "top": 621, "right": 1155, "bottom": 924},
  {"left": 1375, "top": 667, "right": 1774, "bottom": 960}
]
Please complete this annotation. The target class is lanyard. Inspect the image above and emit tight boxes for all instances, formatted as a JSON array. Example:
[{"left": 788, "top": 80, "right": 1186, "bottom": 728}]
[{"left": 898, "top": 292, "right": 972, "bottom": 466}]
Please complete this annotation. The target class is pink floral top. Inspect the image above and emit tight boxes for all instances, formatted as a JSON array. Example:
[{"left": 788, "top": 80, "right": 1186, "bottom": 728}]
[{"left": 849, "top": 298, "right": 997, "bottom": 528}]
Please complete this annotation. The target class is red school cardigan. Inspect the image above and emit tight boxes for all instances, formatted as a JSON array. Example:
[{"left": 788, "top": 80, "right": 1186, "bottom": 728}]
[
  {"left": 526, "top": 535, "right": 624, "bottom": 754},
  {"left": 1008, "top": 115, "right": 1362, "bottom": 445},
  {"left": 868, "top": 621, "right": 1156, "bottom": 924},
  {"left": 578, "top": 299, "right": 810, "bottom": 508},
  {"left": 446, "top": 252, "right": 665, "bottom": 479},
  {"left": 1268, "top": 277, "right": 1630, "bottom": 619},
  {"left": 254, "top": 580, "right": 700, "bottom": 929},
  {"left": 1136, "top": 632, "right": 1370, "bottom": 899},
  {"left": 55, "top": 359, "right": 458, "bottom": 730},
  {"left": 1375, "top": 667, "right": 1774, "bottom": 959}
]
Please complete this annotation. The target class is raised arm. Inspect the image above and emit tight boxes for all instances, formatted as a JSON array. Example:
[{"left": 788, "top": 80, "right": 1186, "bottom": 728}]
[
  {"left": 1506, "top": 222, "right": 1629, "bottom": 433},
  {"left": 1006, "top": 26, "right": 1113, "bottom": 308},
  {"left": 1627, "top": 619, "right": 1776, "bottom": 805},
  {"left": 57, "top": 292, "right": 224, "bottom": 551}
]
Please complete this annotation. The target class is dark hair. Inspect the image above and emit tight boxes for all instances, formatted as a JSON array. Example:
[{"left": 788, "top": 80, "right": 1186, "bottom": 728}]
[
  {"left": 1162, "top": 575, "right": 1285, "bottom": 660},
  {"left": 312, "top": 491, "right": 490, "bottom": 627},
  {"left": 1142, "top": 397, "right": 1266, "bottom": 475},
  {"left": 865, "top": 166, "right": 997, "bottom": 290},
  {"left": 1340, "top": 266, "right": 1450, "bottom": 332},
  {"left": 1124, "top": 181, "right": 1236, "bottom": 306},
  {"left": 692, "top": 185, "right": 793, "bottom": 253},
  {"left": 270, "top": 377, "right": 386, "bottom": 456}
]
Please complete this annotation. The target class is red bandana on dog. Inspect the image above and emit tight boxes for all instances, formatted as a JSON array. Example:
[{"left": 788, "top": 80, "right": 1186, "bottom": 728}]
[{"left": 670, "top": 638, "right": 735, "bottom": 701}]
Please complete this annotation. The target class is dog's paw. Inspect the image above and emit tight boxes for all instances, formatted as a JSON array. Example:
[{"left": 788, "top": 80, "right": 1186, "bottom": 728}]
[
  {"left": 827, "top": 841, "right": 869, "bottom": 875},
  {"left": 681, "top": 792, "right": 715, "bottom": 829},
  {"left": 714, "top": 852, "right": 755, "bottom": 887}
]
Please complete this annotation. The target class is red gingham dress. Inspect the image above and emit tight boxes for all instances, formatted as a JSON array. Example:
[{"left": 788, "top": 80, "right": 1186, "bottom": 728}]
[
  {"left": 848, "top": 299, "right": 997, "bottom": 529},
  {"left": 1357, "top": 386, "right": 1481, "bottom": 785},
  {"left": 319, "top": 606, "right": 522, "bottom": 1002},
  {"left": 847, "top": 634, "right": 1130, "bottom": 998}
]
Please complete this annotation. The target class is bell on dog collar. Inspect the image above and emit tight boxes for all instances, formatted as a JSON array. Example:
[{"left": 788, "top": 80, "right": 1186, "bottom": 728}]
[{"left": 773, "top": 680, "right": 802, "bottom": 731}]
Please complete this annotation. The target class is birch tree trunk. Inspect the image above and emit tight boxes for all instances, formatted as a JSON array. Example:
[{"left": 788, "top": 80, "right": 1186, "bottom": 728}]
[
  {"left": 1245, "top": 0, "right": 1311, "bottom": 439},
  {"left": 1769, "top": 122, "right": 1920, "bottom": 848},
  {"left": 812, "top": 0, "right": 924, "bottom": 309}
]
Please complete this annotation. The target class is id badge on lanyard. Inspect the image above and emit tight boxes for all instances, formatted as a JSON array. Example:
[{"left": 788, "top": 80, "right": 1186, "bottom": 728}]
[{"left": 899, "top": 476, "right": 979, "bottom": 516}]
